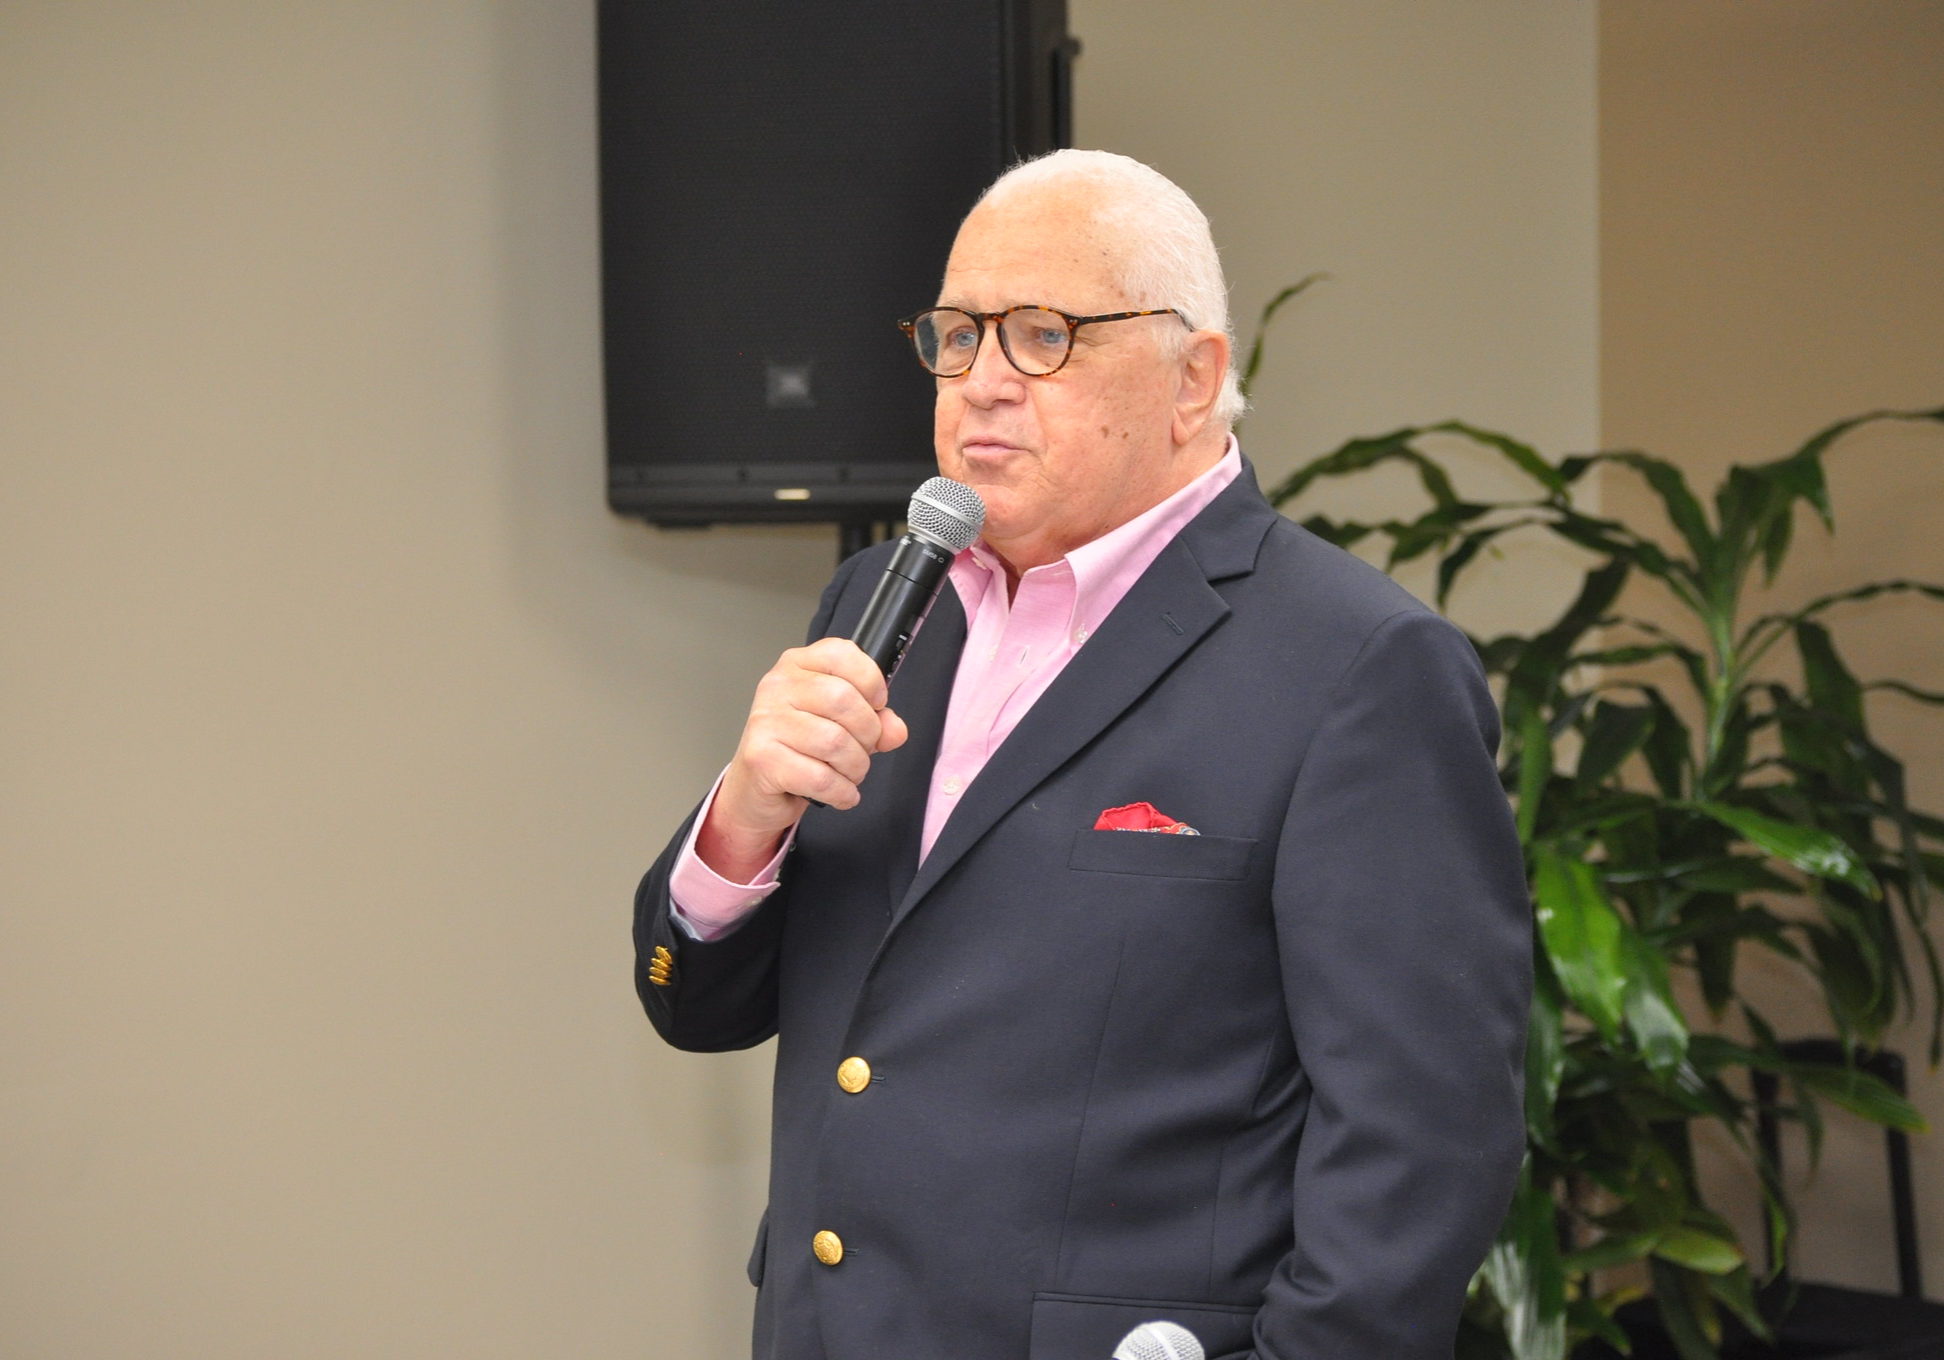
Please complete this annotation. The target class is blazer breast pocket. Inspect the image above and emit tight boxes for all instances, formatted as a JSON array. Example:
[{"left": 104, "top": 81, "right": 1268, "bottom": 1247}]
[{"left": 1067, "top": 828, "right": 1255, "bottom": 881}]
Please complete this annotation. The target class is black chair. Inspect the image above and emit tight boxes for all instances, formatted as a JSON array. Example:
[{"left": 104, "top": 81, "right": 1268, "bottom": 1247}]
[
  {"left": 1739, "top": 1040, "right": 1944, "bottom": 1359},
  {"left": 1586, "top": 1041, "right": 1944, "bottom": 1360}
]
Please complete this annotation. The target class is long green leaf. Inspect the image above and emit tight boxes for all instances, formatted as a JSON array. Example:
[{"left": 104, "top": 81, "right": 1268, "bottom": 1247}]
[
  {"left": 1796, "top": 621, "right": 1865, "bottom": 730},
  {"left": 1758, "top": 408, "right": 1944, "bottom": 550},
  {"left": 1566, "top": 1296, "right": 1634, "bottom": 1352},
  {"left": 1805, "top": 923, "right": 1892, "bottom": 1043},
  {"left": 1510, "top": 562, "right": 1632, "bottom": 716},
  {"left": 1849, "top": 731, "right": 1942, "bottom": 1059},
  {"left": 1526, "top": 965, "right": 1566, "bottom": 1144},
  {"left": 1237, "top": 274, "right": 1327, "bottom": 402},
  {"left": 1292, "top": 513, "right": 1373, "bottom": 550},
  {"left": 1648, "top": 1258, "right": 1721, "bottom": 1360},
  {"left": 1580, "top": 450, "right": 1716, "bottom": 572},
  {"left": 1517, "top": 705, "right": 1552, "bottom": 843},
  {"left": 1429, "top": 419, "right": 1568, "bottom": 496},
  {"left": 1561, "top": 1232, "right": 1658, "bottom": 1275},
  {"left": 1622, "top": 930, "right": 1690, "bottom": 1077},
  {"left": 1264, "top": 427, "right": 1418, "bottom": 505},
  {"left": 1869, "top": 678, "right": 1944, "bottom": 705},
  {"left": 1533, "top": 851, "right": 1628, "bottom": 1039},
  {"left": 1653, "top": 1226, "right": 1742, "bottom": 1276},
  {"left": 1576, "top": 702, "right": 1657, "bottom": 788},
  {"left": 1382, "top": 502, "right": 1495, "bottom": 567},
  {"left": 1481, "top": 1165, "right": 1569, "bottom": 1360},
  {"left": 1673, "top": 857, "right": 1797, "bottom": 896},
  {"left": 1792, "top": 1060, "right": 1928, "bottom": 1132},
  {"left": 1687, "top": 801, "right": 1879, "bottom": 898},
  {"left": 1548, "top": 510, "right": 1688, "bottom": 590},
  {"left": 1438, "top": 519, "right": 1544, "bottom": 607},
  {"left": 1640, "top": 689, "right": 1693, "bottom": 799},
  {"left": 1703, "top": 1267, "right": 1769, "bottom": 1342},
  {"left": 1688, "top": 899, "right": 1741, "bottom": 1015},
  {"left": 1741, "top": 578, "right": 1944, "bottom": 663}
]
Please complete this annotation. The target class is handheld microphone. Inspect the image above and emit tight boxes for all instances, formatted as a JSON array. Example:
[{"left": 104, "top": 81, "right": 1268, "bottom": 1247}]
[
  {"left": 1112, "top": 1320, "right": 1203, "bottom": 1360},
  {"left": 849, "top": 476, "right": 985, "bottom": 678}
]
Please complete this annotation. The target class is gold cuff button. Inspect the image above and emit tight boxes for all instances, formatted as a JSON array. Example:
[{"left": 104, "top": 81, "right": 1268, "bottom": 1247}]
[
  {"left": 812, "top": 1230, "right": 844, "bottom": 1266},
  {"left": 836, "top": 1056, "right": 872, "bottom": 1093}
]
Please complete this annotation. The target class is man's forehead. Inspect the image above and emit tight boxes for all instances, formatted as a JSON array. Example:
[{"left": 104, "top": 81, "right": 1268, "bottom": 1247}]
[{"left": 939, "top": 193, "right": 1122, "bottom": 310}]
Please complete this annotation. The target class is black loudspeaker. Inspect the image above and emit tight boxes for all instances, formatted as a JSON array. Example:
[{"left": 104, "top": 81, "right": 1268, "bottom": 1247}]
[{"left": 599, "top": 0, "right": 1073, "bottom": 528}]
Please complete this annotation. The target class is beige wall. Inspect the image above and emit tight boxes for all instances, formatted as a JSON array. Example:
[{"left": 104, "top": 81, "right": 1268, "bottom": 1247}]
[
  {"left": 0, "top": 4, "right": 1597, "bottom": 1355},
  {"left": 1601, "top": 0, "right": 1944, "bottom": 1293},
  {"left": 1075, "top": 0, "right": 1599, "bottom": 639},
  {"left": 0, "top": 4, "right": 808, "bottom": 1355}
]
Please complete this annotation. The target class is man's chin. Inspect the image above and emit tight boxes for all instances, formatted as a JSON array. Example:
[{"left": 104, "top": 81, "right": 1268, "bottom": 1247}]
[
  {"left": 932, "top": 465, "right": 1002, "bottom": 511},
  {"left": 974, "top": 504, "right": 1055, "bottom": 564},
  {"left": 947, "top": 442, "right": 1035, "bottom": 480},
  {"left": 963, "top": 487, "right": 1026, "bottom": 531}
]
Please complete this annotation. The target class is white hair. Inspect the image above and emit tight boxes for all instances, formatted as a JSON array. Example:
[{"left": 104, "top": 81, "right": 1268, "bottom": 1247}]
[{"left": 973, "top": 149, "right": 1246, "bottom": 426}]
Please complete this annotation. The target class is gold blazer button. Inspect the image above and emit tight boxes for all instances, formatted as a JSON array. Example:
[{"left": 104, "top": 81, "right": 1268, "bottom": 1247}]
[
  {"left": 836, "top": 1057, "right": 872, "bottom": 1093},
  {"left": 812, "top": 1230, "right": 844, "bottom": 1266}
]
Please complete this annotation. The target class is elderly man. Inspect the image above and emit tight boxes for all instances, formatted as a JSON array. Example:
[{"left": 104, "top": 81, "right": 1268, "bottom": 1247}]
[{"left": 635, "top": 150, "right": 1530, "bottom": 1360}]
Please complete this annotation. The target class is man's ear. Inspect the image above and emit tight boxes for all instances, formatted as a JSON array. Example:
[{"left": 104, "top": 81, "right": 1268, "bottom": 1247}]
[{"left": 1171, "top": 330, "right": 1231, "bottom": 446}]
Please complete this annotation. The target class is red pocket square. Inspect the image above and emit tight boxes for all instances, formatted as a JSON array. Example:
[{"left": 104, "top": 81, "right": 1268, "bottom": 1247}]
[{"left": 1093, "top": 801, "right": 1200, "bottom": 835}]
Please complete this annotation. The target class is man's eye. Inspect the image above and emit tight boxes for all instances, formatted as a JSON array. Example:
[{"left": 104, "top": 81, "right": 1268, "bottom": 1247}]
[{"left": 943, "top": 326, "right": 978, "bottom": 350}]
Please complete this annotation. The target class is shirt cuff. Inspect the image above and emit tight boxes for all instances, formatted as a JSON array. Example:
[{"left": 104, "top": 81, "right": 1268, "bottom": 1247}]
[{"left": 668, "top": 767, "right": 797, "bottom": 941}]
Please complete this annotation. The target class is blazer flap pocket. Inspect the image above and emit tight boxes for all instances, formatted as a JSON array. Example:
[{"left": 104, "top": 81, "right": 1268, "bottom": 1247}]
[
  {"left": 1068, "top": 828, "right": 1255, "bottom": 881},
  {"left": 1029, "top": 1292, "right": 1255, "bottom": 1359}
]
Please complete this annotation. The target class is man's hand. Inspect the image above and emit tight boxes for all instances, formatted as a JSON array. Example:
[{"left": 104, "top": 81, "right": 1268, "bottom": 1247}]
[{"left": 696, "top": 638, "right": 910, "bottom": 882}]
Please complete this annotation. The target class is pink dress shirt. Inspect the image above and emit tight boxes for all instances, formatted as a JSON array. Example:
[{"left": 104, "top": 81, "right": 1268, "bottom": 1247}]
[{"left": 670, "top": 440, "right": 1243, "bottom": 939}]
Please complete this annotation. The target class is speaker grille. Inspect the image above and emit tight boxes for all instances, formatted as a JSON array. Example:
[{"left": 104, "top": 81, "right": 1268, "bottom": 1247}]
[{"left": 600, "top": 0, "right": 1070, "bottom": 525}]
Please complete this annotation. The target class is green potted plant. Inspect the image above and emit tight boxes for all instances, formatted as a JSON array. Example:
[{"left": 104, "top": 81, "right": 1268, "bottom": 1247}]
[{"left": 1242, "top": 288, "right": 1942, "bottom": 1359}]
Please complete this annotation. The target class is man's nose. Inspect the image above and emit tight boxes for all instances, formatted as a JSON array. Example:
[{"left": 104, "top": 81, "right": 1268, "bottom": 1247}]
[{"left": 958, "top": 320, "right": 1025, "bottom": 405}]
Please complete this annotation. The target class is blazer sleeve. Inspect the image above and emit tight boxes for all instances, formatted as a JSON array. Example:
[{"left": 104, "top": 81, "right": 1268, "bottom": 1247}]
[
  {"left": 632, "top": 550, "right": 869, "bottom": 1053},
  {"left": 1252, "top": 607, "right": 1532, "bottom": 1360}
]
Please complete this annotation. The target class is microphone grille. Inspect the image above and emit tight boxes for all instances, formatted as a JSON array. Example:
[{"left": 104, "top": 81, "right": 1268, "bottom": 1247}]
[
  {"left": 906, "top": 476, "right": 986, "bottom": 553},
  {"left": 1112, "top": 1321, "right": 1204, "bottom": 1360}
]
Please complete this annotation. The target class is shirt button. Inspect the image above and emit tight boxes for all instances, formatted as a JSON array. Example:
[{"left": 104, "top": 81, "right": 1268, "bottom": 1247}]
[
  {"left": 1074, "top": 628, "right": 1091, "bottom": 643},
  {"left": 836, "top": 1056, "right": 872, "bottom": 1093},
  {"left": 813, "top": 1230, "right": 844, "bottom": 1266},
  {"left": 942, "top": 777, "right": 963, "bottom": 796}
]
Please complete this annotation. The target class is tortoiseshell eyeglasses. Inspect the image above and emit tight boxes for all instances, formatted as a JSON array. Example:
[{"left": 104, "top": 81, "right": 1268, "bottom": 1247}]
[{"left": 897, "top": 305, "right": 1190, "bottom": 378}]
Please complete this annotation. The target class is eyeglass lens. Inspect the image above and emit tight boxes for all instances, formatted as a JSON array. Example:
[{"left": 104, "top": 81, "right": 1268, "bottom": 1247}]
[{"left": 911, "top": 308, "right": 1072, "bottom": 377}]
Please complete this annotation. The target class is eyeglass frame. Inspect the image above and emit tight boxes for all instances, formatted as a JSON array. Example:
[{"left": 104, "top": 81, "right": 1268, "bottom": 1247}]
[{"left": 896, "top": 304, "right": 1191, "bottom": 378}]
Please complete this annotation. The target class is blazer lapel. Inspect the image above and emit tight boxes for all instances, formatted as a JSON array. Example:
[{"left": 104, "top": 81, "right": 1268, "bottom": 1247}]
[
  {"left": 889, "top": 466, "right": 1280, "bottom": 928},
  {"left": 871, "top": 583, "right": 966, "bottom": 911}
]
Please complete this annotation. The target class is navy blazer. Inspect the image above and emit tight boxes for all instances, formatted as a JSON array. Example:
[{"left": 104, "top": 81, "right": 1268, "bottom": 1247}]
[{"left": 636, "top": 463, "right": 1531, "bottom": 1360}]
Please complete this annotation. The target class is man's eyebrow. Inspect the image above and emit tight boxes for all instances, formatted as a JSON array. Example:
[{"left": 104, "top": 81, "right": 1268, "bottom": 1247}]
[{"left": 932, "top": 299, "right": 1083, "bottom": 314}]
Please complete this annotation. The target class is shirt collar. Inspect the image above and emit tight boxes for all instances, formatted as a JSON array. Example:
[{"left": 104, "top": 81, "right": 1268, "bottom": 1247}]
[{"left": 952, "top": 435, "right": 1244, "bottom": 631}]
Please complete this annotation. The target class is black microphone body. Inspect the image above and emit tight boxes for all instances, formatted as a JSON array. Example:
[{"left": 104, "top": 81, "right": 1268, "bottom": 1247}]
[
  {"left": 851, "top": 531, "right": 956, "bottom": 678},
  {"left": 845, "top": 476, "right": 985, "bottom": 681}
]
